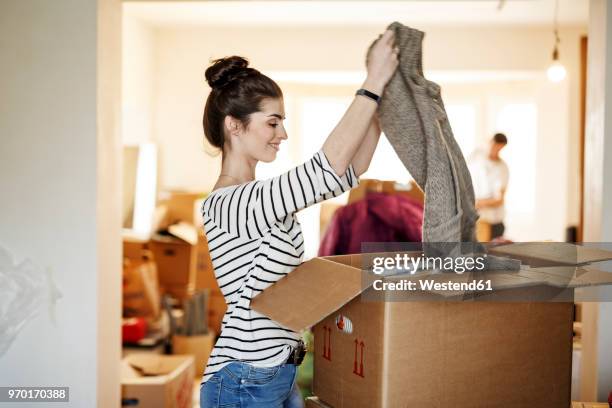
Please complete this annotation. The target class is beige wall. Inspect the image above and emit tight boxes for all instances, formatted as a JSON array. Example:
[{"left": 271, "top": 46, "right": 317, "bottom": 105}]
[
  {"left": 98, "top": 0, "right": 122, "bottom": 407},
  {"left": 123, "top": 13, "right": 155, "bottom": 145},
  {"left": 0, "top": 0, "right": 122, "bottom": 406},
  {"left": 124, "top": 22, "right": 587, "bottom": 237}
]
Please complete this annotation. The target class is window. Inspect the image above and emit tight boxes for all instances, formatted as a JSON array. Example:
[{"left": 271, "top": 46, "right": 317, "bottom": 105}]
[
  {"left": 446, "top": 103, "right": 476, "bottom": 157},
  {"left": 495, "top": 103, "right": 537, "bottom": 214},
  {"left": 300, "top": 98, "right": 352, "bottom": 259}
]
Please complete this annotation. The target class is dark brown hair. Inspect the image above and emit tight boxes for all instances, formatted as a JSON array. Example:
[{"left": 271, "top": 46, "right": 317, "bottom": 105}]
[
  {"left": 493, "top": 132, "right": 508, "bottom": 145},
  {"left": 203, "top": 56, "right": 283, "bottom": 150}
]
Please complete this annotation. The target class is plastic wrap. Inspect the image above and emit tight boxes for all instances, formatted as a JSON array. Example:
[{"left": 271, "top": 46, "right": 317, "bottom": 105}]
[{"left": 0, "top": 245, "right": 62, "bottom": 357}]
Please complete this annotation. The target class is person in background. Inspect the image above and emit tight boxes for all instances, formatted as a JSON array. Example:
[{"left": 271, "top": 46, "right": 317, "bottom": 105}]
[{"left": 468, "top": 133, "right": 509, "bottom": 239}]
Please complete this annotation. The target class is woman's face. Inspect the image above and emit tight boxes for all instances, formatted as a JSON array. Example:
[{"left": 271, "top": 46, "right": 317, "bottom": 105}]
[{"left": 230, "top": 97, "right": 288, "bottom": 163}]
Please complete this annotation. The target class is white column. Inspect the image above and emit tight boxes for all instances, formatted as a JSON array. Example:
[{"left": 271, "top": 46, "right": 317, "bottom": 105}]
[
  {"left": 582, "top": 0, "right": 612, "bottom": 402},
  {"left": 0, "top": 1, "right": 122, "bottom": 407}
]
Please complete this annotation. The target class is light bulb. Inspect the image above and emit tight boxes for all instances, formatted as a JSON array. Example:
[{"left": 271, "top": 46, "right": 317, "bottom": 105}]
[{"left": 547, "top": 60, "right": 567, "bottom": 82}]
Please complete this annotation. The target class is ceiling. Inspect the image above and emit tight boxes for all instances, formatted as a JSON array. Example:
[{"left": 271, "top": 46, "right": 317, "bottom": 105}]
[{"left": 123, "top": 0, "right": 589, "bottom": 27}]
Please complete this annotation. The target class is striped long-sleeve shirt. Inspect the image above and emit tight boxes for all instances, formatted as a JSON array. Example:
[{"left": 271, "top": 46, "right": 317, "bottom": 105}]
[{"left": 200, "top": 149, "right": 359, "bottom": 384}]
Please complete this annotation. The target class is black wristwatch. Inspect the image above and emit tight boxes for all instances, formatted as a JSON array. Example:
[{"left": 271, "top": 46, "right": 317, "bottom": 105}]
[{"left": 355, "top": 88, "right": 381, "bottom": 105}]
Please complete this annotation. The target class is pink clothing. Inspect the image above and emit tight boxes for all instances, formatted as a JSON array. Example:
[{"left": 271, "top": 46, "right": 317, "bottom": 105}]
[{"left": 318, "top": 192, "right": 423, "bottom": 256}]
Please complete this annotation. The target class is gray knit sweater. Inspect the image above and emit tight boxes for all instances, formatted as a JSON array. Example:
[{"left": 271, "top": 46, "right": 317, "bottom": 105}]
[{"left": 368, "top": 22, "right": 480, "bottom": 244}]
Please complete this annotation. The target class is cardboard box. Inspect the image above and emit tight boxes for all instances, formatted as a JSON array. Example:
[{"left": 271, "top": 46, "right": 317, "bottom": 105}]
[
  {"left": 208, "top": 292, "right": 227, "bottom": 334},
  {"left": 151, "top": 229, "right": 220, "bottom": 300},
  {"left": 347, "top": 179, "right": 424, "bottom": 205},
  {"left": 123, "top": 192, "right": 219, "bottom": 304},
  {"left": 158, "top": 191, "right": 205, "bottom": 228},
  {"left": 153, "top": 191, "right": 220, "bottom": 298},
  {"left": 476, "top": 219, "right": 492, "bottom": 242},
  {"left": 316, "top": 288, "right": 572, "bottom": 408},
  {"left": 251, "top": 244, "right": 612, "bottom": 408},
  {"left": 152, "top": 190, "right": 203, "bottom": 288},
  {"left": 162, "top": 283, "right": 195, "bottom": 302},
  {"left": 305, "top": 396, "right": 330, "bottom": 407},
  {"left": 151, "top": 233, "right": 198, "bottom": 288},
  {"left": 195, "top": 230, "right": 220, "bottom": 293},
  {"left": 153, "top": 234, "right": 219, "bottom": 302},
  {"left": 173, "top": 332, "right": 215, "bottom": 378},
  {"left": 123, "top": 256, "right": 160, "bottom": 318},
  {"left": 121, "top": 354, "right": 195, "bottom": 408},
  {"left": 123, "top": 239, "right": 153, "bottom": 261}
]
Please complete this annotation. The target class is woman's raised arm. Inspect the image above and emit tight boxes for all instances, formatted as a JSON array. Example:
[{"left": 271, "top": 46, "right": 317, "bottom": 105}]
[{"left": 322, "top": 29, "right": 398, "bottom": 176}]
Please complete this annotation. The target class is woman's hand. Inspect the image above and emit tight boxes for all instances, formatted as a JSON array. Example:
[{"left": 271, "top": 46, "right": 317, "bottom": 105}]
[
  {"left": 364, "top": 29, "right": 399, "bottom": 94},
  {"left": 320, "top": 30, "right": 397, "bottom": 176}
]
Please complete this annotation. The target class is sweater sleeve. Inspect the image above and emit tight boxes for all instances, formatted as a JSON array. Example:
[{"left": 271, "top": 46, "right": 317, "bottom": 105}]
[{"left": 206, "top": 150, "right": 359, "bottom": 239}]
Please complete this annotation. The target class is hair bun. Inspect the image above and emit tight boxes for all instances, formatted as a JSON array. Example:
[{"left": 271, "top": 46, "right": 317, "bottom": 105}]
[{"left": 205, "top": 56, "right": 255, "bottom": 90}]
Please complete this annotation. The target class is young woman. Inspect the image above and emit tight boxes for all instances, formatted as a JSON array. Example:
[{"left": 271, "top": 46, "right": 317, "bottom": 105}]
[{"left": 199, "top": 30, "right": 399, "bottom": 408}]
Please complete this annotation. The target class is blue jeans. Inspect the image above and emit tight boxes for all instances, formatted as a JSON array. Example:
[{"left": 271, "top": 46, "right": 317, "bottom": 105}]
[{"left": 200, "top": 361, "right": 304, "bottom": 408}]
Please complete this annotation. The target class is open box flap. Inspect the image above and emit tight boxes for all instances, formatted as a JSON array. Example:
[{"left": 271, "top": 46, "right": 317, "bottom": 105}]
[
  {"left": 151, "top": 222, "right": 199, "bottom": 245},
  {"left": 250, "top": 257, "right": 364, "bottom": 332},
  {"left": 488, "top": 242, "right": 612, "bottom": 265},
  {"left": 251, "top": 248, "right": 612, "bottom": 330},
  {"left": 572, "top": 265, "right": 612, "bottom": 286},
  {"left": 167, "top": 222, "right": 198, "bottom": 245},
  {"left": 125, "top": 354, "right": 192, "bottom": 377}
]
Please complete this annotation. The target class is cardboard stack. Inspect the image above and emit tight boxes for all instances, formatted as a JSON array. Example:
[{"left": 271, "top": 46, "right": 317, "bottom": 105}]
[
  {"left": 123, "top": 191, "right": 226, "bottom": 332},
  {"left": 154, "top": 192, "right": 226, "bottom": 334},
  {"left": 252, "top": 243, "right": 612, "bottom": 408},
  {"left": 150, "top": 191, "right": 210, "bottom": 301},
  {"left": 122, "top": 191, "right": 226, "bottom": 380}
]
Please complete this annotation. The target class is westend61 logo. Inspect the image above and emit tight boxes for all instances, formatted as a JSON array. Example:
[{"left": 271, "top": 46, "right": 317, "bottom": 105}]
[{"left": 372, "top": 253, "right": 487, "bottom": 275}]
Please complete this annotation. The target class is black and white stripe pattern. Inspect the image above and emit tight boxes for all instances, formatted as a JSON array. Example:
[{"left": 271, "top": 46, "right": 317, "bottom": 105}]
[{"left": 200, "top": 150, "right": 359, "bottom": 384}]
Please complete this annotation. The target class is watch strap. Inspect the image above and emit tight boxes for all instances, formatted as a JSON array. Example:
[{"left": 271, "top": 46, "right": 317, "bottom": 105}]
[{"left": 355, "top": 88, "right": 381, "bottom": 104}]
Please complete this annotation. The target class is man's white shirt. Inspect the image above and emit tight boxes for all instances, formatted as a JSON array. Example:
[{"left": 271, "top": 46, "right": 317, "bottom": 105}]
[{"left": 468, "top": 149, "right": 509, "bottom": 224}]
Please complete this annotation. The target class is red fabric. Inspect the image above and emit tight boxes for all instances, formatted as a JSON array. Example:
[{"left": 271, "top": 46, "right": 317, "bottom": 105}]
[
  {"left": 318, "top": 192, "right": 423, "bottom": 256},
  {"left": 122, "top": 317, "right": 147, "bottom": 344}
]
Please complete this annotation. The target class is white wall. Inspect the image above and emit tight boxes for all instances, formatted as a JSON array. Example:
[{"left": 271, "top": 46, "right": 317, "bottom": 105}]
[
  {"left": 126, "top": 23, "right": 585, "bottom": 240},
  {"left": 0, "top": 0, "right": 122, "bottom": 407}
]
